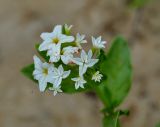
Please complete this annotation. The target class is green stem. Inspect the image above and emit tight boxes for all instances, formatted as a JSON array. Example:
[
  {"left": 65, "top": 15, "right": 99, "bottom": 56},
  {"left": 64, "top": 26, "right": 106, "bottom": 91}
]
[{"left": 94, "top": 87, "right": 120, "bottom": 127}]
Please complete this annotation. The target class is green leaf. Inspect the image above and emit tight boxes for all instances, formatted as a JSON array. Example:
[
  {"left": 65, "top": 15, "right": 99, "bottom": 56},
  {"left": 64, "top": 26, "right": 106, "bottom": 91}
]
[
  {"left": 21, "top": 64, "right": 35, "bottom": 82},
  {"left": 97, "top": 36, "right": 132, "bottom": 109}
]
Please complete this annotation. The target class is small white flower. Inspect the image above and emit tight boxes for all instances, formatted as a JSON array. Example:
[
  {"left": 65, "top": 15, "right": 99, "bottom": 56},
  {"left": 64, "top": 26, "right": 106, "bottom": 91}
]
[
  {"left": 64, "top": 24, "right": 73, "bottom": 32},
  {"left": 39, "top": 25, "right": 74, "bottom": 51},
  {"left": 92, "top": 36, "right": 106, "bottom": 49},
  {"left": 72, "top": 50, "right": 99, "bottom": 76},
  {"left": 71, "top": 76, "right": 86, "bottom": 89},
  {"left": 92, "top": 71, "right": 103, "bottom": 82},
  {"left": 49, "top": 86, "right": 63, "bottom": 96},
  {"left": 47, "top": 44, "right": 78, "bottom": 64},
  {"left": 75, "top": 33, "right": 87, "bottom": 49},
  {"left": 61, "top": 46, "right": 79, "bottom": 64},
  {"left": 51, "top": 65, "right": 71, "bottom": 87},
  {"left": 33, "top": 55, "right": 54, "bottom": 92},
  {"left": 47, "top": 43, "right": 61, "bottom": 63}
]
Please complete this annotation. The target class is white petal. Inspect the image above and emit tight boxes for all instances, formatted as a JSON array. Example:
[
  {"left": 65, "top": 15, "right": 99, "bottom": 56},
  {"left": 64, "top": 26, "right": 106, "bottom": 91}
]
[
  {"left": 53, "top": 91, "right": 57, "bottom": 96},
  {"left": 81, "top": 50, "right": 87, "bottom": 62},
  {"left": 39, "top": 40, "right": 52, "bottom": 51},
  {"left": 33, "top": 70, "right": 42, "bottom": 75},
  {"left": 87, "top": 59, "right": 99, "bottom": 67},
  {"left": 47, "top": 44, "right": 61, "bottom": 63},
  {"left": 58, "top": 65, "right": 64, "bottom": 75},
  {"left": 75, "top": 83, "right": 79, "bottom": 90},
  {"left": 59, "top": 35, "right": 74, "bottom": 43},
  {"left": 40, "top": 32, "right": 52, "bottom": 40},
  {"left": 39, "top": 77, "right": 47, "bottom": 92},
  {"left": 97, "top": 36, "right": 102, "bottom": 42},
  {"left": 49, "top": 55, "right": 60, "bottom": 63},
  {"left": 72, "top": 58, "right": 83, "bottom": 65},
  {"left": 62, "top": 70, "right": 71, "bottom": 79},
  {"left": 79, "top": 83, "right": 85, "bottom": 88},
  {"left": 42, "top": 62, "right": 50, "bottom": 68},
  {"left": 61, "top": 54, "right": 72, "bottom": 64},
  {"left": 71, "top": 77, "right": 78, "bottom": 82},
  {"left": 88, "top": 50, "right": 93, "bottom": 60},
  {"left": 91, "top": 36, "right": 96, "bottom": 44},
  {"left": 63, "top": 46, "right": 78, "bottom": 54},
  {"left": 102, "top": 41, "right": 107, "bottom": 44},
  {"left": 54, "top": 77, "right": 62, "bottom": 87},
  {"left": 52, "top": 68, "right": 59, "bottom": 77},
  {"left": 34, "top": 73, "right": 43, "bottom": 80},
  {"left": 48, "top": 65, "right": 55, "bottom": 73},
  {"left": 53, "top": 25, "right": 62, "bottom": 35},
  {"left": 79, "top": 65, "right": 87, "bottom": 76},
  {"left": 33, "top": 55, "right": 42, "bottom": 69}
]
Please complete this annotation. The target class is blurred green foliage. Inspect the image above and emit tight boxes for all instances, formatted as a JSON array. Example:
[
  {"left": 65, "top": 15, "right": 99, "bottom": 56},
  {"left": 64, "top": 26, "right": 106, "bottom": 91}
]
[
  {"left": 156, "top": 122, "right": 160, "bottom": 127},
  {"left": 128, "top": 0, "right": 149, "bottom": 8}
]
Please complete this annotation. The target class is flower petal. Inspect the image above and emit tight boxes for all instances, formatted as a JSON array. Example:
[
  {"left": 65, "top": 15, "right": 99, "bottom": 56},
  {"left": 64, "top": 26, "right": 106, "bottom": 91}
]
[
  {"left": 59, "top": 35, "right": 74, "bottom": 43},
  {"left": 61, "top": 54, "right": 72, "bottom": 64},
  {"left": 79, "top": 64, "right": 87, "bottom": 76},
  {"left": 33, "top": 55, "right": 42, "bottom": 69},
  {"left": 88, "top": 50, "right": 93, "bottom": 60},
  {"left": 72, "top": 58, "right": 83, "bottom": 65},
  {"left": 39, "top": 77, "right": 47, "bottom": 92},
  {"left": 40, "top": 32, "right": 52, "bottom": 40},
  {"left": 71, "top": 77, "right": 78, "bottom": 82},
  {"left": 62, "top": 70, "right": 71, "bottom": 79},
  {"left": 75, "top": 82, "right": 79, "bottom": 90},
  {"left": 53, "top": 25, "right": 62, "bottom": 35},
  {"left": 87, "top": 59, "right": 99, "bottom": 67},
  {"left": 54, "top": 77, "right": 62, "bottom": 87},
  {"left": 58, "top": 65, "right": 64, "bottom": 74},
  {"left": 81, "top": 50, "right": 87, "bottom": 62},
  {"left": 39, "top": 40, "right": 52, "bottom": 51}
]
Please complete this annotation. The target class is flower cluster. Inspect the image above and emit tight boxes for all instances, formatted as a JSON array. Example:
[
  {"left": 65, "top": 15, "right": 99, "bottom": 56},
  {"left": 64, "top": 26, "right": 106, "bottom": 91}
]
[{"left": 33, "top": 25, "right": 107, "bottom": 95}]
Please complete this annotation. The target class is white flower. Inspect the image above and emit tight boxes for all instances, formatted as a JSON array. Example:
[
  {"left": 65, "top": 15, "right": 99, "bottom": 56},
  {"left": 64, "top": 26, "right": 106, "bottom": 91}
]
[
  {"left": 75, "top": 33, "right": 87, "bottom": 49},
  {"left": 64, "top": 24, "right": 73, "bottom": 32},
  {"left": 72, "top": 50, "right": 99, "bottom": 76},
  {"left": 71, "top": 76, "right": 86, "bottom": 89},
  {"left": 39, "top": 25, "right": 74, "bottom": 51},
  {"left": 92, "top": 71, "right": 103, "bottom": 82},
  {"left": 92, "top": 36, "right": 106, "bottom": 49},
  {"left": 47, "top": 43, "right": 61, "bottom": 63},
  {"left": 47, "top": 44, "right": 78, "bottom": 64},
  {"left": 61, "top": 46, "right": 79, "bottom": 64},
  {"left": 33, "top": 55, "right": 54, "bottom": 92},
  {"left": 51, "top": 65, "right": 71, "bottom": 87},
  {"left": 49, "top": 86, "right": 63, "bottom": 96}
]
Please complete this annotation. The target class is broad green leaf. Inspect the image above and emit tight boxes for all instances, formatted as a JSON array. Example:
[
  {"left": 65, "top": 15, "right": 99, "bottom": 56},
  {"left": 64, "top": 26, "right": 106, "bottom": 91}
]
[
  {"left": 21, "top": 64, "right": 35, "bottom": 81},
  {"left": 97, "top": 36, "right": 132, "bottom": 109}
]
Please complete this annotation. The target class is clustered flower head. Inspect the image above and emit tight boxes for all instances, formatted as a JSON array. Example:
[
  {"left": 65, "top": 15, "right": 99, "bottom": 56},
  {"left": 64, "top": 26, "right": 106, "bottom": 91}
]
[{"left": 33, "top": 24, "right": 107, "bottom": 96}]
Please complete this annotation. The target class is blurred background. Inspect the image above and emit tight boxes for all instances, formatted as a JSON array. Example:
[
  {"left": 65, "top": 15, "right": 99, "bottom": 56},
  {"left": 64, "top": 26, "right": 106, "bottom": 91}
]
[{"left": 0, "top": 0, "right": 159, "bottom": 127}]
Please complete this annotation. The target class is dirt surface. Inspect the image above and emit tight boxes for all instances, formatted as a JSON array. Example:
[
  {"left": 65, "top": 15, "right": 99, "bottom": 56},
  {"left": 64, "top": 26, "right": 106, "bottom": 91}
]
[{"left": 0, "top": 0, "right": 160, "bottom": 127}]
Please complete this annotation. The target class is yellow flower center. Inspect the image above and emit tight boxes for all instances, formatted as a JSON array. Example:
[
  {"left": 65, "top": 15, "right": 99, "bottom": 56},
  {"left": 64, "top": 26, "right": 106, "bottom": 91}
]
[
  {"left": 52, "top": 38, "right": 59, "bottom": 44},
  {"left": 43, "top": 68, "right": 48, "bottom": 75}
]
